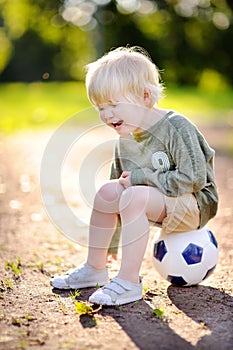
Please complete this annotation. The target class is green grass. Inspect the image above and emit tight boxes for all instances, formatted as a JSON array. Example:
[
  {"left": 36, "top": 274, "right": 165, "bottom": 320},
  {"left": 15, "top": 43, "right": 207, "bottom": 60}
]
[
  {"left": 0, "top": 82, "right": 92, "bottom": 133},
  {"left": 0, "top": 82, "right": 233, "bottom": 134},
  {"left": 161, "top": 85, "right": 233, "bottom": 124}
]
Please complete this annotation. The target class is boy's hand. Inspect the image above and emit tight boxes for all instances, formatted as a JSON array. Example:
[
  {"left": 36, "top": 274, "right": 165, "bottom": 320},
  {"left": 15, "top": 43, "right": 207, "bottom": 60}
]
[
  {"left": 107, "top": 254, "right": 118, "bottom": 264},
  {"left": 119, "top": 171, "right": 132, "bottom": 188}
]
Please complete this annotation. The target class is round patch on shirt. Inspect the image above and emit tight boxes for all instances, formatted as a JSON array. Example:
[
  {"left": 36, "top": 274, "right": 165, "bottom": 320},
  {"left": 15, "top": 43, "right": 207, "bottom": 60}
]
[{"left": 151, "top": 151, "right": 170, "bottom": 171}]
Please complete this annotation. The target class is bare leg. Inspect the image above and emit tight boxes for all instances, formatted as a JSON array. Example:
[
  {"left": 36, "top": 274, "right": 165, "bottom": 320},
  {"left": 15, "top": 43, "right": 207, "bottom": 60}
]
[
  {"left": 87, "top": 181, "right": 124, "bottom": 270},
  {"left": 118, "top": 186, "right": 166, "bottom": 283}
]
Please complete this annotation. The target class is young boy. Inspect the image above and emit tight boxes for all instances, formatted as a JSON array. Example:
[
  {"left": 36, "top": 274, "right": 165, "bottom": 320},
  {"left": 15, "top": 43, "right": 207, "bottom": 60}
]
[{"left": 50, "top": 46, "right": 218, "bottom": 305}]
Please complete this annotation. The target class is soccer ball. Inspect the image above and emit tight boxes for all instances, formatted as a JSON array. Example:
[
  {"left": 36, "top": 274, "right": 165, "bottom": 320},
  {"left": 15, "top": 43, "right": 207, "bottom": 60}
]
[{"left": 152, "top": 227, "right": 218, "bottom": 286}]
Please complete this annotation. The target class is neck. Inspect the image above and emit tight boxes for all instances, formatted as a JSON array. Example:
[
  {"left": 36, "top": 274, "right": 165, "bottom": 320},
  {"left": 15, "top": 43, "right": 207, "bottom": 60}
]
[{"left": 135, "top": 107, "right": 168, "bottom": 133}]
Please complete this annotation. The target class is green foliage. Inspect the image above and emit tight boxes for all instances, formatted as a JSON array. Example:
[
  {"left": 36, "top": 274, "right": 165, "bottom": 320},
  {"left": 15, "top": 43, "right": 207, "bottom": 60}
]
[
  {"left": 142, "top": 285, "right": 149, "bottom": 295},
  {"left": 0, "top": 0, "right": 95, "bottom": 80},
  {"left": 69, "top": 289, "right": 81, "bottom": 300},
  {"left": 55, "top": 294, "right": 69, "bottom": 315},
  {"left": 74, "top": 301, "right": 94, "bottom": 315},
  {"left": 36, "top": 261, "right": 44, "bottom": 273},
  {"left": 1, "top": 279, "right": 13, "bottom": 289},
  {"left": 134, "top": 3, "right": 233, "bottom": 85},
  {"left": 0, "top": 0, "right": 232, "bottom": 84},
  {"left": 152, "top": 307, "right": 165, "bottom": 320},
  {"left": 5, "top": 257, "right": 22, "bottom": 277},
  {"left": 0, "top": 27, "right": 12, "bottom": 72},
  {"left": 11, "top": 316, "right": 22, "bottom": 326},
  {"left": 11, "top": 314, "right": 35, "bottom": 328},
  {"left": 198, "top": 69, "right": 230, "bottom": 92}
]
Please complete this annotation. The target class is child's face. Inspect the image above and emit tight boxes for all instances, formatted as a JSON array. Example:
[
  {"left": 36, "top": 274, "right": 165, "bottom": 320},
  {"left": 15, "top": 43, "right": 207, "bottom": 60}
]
[{"left": 97, "top": 96, "right": 145, "bottom": 136}]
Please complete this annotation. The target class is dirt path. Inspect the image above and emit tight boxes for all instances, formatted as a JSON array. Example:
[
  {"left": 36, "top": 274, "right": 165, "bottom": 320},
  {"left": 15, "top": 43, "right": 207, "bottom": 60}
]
[{"left": 0, "top": 127, "right": 232, "bottom": 350}]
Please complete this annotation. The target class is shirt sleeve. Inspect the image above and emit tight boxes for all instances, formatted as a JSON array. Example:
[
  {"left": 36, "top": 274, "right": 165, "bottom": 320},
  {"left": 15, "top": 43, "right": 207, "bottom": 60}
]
[{"left": 130, "top": 121, "right": 209, "bottom": 197}]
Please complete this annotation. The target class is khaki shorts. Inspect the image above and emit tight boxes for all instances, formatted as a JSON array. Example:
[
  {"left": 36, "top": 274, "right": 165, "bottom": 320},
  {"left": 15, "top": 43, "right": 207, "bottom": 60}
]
[{"left": 161, "top": 193, "right": 200, "bottom": 234}]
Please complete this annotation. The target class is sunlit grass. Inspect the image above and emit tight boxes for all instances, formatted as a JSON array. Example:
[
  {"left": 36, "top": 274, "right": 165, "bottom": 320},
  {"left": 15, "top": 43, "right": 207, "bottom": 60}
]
[
  {"left": 0, "top": 82, "right": 91, "bottom": 133},
  {"left": 0, "top": 82, "right": 233, "bottom": 134},
  {"left": 161, "top": 85, "right": 233, "bottom": 124}
]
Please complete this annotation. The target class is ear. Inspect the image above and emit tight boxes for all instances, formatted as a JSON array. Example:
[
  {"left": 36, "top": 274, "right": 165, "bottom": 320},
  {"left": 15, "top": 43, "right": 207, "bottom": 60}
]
[{"left": 143, "top": 88, "right": 152, "bottom": 107}]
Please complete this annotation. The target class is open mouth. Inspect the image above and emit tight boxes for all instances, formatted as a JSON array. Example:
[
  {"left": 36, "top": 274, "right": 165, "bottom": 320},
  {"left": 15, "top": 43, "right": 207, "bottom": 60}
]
[{"left": 111, "top": 120, "right": 123, "bottom": 128}]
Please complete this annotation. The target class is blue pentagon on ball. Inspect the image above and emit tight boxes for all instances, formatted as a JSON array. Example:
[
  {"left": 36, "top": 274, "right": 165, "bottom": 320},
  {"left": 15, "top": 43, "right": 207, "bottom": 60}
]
[
  {"left": 207, "top": 229, "right": 218, "bottom": 248},
  {"left": 182, "top": 243, "right": 203, "bottom": 265},
  {"left": 167, "top": 275, "right": 188, "bottom": 286},
  {"left": 154, "top": 240, "right": 167, "bottom": 262}
]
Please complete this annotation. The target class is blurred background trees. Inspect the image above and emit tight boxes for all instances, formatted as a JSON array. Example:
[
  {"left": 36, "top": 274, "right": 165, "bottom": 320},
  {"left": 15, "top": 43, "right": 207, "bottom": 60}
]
[{"left": 0, "top": 0, "right": 232, "bottom": 87}]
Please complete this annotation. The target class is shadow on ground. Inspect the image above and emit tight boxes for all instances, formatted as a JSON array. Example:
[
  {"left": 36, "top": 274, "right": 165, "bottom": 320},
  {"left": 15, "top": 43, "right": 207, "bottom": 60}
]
[{"left": 167, "top": 285, "right": 233, "bottom": 349}]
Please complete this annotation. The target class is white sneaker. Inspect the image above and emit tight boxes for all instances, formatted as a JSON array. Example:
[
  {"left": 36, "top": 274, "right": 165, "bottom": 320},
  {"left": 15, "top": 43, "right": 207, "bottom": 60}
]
[
  {"left": 50, "top": 263, "right": 108, "bottom": 289},
  {"left": 89, "top": 276, "right": 142, "bottom": 306}
]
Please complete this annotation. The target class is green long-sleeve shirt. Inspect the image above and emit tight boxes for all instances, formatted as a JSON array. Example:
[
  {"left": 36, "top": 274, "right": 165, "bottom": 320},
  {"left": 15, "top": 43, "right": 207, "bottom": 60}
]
[{"left": 110, "top": 110, "right": 218, "bottom": 229}]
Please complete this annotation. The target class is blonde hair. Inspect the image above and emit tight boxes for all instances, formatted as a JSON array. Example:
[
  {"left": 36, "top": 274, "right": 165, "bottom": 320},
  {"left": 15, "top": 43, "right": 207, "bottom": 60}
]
[{"left": 85, "top": 46, "right": 164, "bottom": 107}]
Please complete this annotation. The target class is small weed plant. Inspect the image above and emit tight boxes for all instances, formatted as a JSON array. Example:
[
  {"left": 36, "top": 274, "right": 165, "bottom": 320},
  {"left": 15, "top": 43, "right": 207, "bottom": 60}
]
[
  {"left": 5, "top": 257, "right": 22, "bottom": 277},
  {"left": 69, "top": 289, "right": 81, "bottom": 300}
]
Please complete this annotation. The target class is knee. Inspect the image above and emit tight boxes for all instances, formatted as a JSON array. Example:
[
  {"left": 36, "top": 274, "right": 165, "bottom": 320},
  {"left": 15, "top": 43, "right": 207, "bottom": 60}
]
[
  {"left": 93, "top": 181, "right": 124, "bottom": 210},
  {"left": 119, "top": 187, "right": 147, "bottom": 214}
]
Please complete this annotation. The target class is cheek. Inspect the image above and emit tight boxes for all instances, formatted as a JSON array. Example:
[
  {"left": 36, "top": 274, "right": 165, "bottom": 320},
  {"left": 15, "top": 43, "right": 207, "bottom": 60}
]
[{"left": 99, "top": 111, "right": 105, "bottom": 122}]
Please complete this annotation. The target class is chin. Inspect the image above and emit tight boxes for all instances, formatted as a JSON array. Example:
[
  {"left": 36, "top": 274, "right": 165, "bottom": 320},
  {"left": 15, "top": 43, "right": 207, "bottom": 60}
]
[
  {"left": 117, "top": 129, "right": 131, "bottom": 136},
  {"left": 118, "top": 126, "right": 136, "bottom": 136}
]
